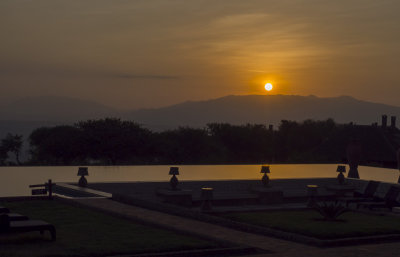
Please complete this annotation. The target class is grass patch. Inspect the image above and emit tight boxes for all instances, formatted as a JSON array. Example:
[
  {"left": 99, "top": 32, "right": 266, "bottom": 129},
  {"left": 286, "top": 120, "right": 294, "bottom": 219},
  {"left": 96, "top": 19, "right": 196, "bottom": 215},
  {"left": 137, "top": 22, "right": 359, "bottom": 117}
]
[
  {"left": 220, "top": 210, "right": 400, "bottom": 239},
  {"left": 0, "top": 200, "right": 219, "bottom": 257}
]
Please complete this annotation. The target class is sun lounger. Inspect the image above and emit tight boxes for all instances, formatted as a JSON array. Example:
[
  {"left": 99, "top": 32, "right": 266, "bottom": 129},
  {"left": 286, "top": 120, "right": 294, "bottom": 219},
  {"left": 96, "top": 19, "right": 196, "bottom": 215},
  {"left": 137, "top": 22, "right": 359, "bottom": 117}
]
[
  {"left": 357, "top": 185, "right": 400, "bottom": 210},
  {"left": 337, "top": 180, "right": 380, "bottom": 207},
  {"left": 0, "top": 214, "right": 56, "bottom": 241},
  {"left": 0, "top": 206, "right": 10, "bottom": 213},
  {"left": 5, "top": 213, "right": 29, "bottom": 221},
  {"left": 0, "top": 206, "right": 29, "bottom": 220}
]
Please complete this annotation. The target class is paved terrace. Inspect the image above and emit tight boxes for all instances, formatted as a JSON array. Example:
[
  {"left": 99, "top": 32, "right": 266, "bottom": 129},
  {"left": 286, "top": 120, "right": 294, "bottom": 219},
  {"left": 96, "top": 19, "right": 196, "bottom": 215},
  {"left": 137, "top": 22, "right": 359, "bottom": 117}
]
[
  {"left": 54, "top": 178, "right": 400, "bottom": 256},
  {"left": 74, "top": 198, "right": 400, "bottom": 257}
]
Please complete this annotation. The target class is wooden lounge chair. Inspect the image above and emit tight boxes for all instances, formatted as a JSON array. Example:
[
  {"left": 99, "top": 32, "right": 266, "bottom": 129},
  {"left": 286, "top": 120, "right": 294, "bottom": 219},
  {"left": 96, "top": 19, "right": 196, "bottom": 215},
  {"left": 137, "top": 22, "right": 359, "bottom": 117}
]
[
  {"left": 0, "top": 206, "right": 10, "bottom": 213},
  {"left": 357, "top": 185, "right": 400, "bottom": 210},
  {"left": 0, "top": 214, "right": 56, "bottom": 241},
  {"left": 5, "top": 213, "right": 29, "bottom": 221},
  {"left": 337, "top": 180, "right": 380, "bottom": 207}
]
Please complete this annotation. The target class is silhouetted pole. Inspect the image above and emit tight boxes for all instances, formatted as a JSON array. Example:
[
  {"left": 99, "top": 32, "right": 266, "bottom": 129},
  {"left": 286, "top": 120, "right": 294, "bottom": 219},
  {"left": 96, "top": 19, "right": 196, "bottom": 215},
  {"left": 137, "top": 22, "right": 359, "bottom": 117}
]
[
  {"left": 397, "top": 148, "right": 400, "bottom": 183},
  {"left": 47, "top": 179, "right": 53, "bottom": 200},
  {"left": 347, "top": 139, "right": 361, "bottom": 179}
]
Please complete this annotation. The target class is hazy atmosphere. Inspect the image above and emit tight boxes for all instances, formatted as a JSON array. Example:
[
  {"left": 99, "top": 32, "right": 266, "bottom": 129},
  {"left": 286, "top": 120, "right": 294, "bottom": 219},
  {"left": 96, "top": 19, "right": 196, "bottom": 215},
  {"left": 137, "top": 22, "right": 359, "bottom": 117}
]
[
  {"left": 2, "top": 2, "right": 400, "bottom": 256},
  {"left": 1, "top": 0, "right": 400, "bottom": 109}
]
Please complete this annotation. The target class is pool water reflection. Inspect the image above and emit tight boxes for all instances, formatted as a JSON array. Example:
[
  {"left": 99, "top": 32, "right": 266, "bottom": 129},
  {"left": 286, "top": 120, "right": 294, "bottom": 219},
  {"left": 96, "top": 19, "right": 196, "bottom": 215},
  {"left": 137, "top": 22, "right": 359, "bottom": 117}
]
[{"left": 0, "top": 164, "right": 398, "bottom": 197}]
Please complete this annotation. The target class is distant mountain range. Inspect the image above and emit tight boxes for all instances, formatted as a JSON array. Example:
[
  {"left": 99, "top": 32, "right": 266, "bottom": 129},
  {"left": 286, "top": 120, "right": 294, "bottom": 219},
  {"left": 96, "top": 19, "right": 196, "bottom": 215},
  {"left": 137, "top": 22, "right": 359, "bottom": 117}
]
[
  {"left": 125, "top": 94, "right": 400, "bottom": 130},
  {"left": 1, "top": 95, "right": 400, "bottom": 135}
]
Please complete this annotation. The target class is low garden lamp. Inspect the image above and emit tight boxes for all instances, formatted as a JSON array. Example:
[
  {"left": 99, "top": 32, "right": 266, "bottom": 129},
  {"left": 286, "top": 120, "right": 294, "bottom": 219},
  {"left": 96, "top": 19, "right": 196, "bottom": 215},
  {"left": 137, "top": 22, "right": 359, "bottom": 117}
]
[
  {"left": 336, "top": 165, "right": 346, "bottom": 185},
  {"left": 169, "top": 167, "right": 179, "bottom": 190},
  {"left": 261, "top": 166, "right": 270, "bottom": 187},
  {"left": 307, "top": 185, "right": 319, "bottom": 207},
  {"left": 77, "top": 167, "right": 89, "bottom": 187},
  {"left": 397, "top": 148, "right": 400, "bottom": 183},
  {"left": 201, "top": 187, "right": 214, "bottom": 211}
]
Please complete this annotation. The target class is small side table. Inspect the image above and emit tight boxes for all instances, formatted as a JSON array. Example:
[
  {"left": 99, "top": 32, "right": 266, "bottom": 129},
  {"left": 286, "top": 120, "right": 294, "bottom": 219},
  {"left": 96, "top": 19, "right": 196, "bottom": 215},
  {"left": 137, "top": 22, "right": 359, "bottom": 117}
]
[
  {"left": 251, "top": 187, "right": 283, "bottom": 204},
  {"left": 307, "top": 185, "right": 319, "bottom": 207},
  {"left": 156, "top": 189, "right": 193, "bottom": 207},
  {"left": 325, "top": 185, "right": 355, "bottom": 197},
  {"left": 201, "top": 187, "right": 214, "bottom": 211}
]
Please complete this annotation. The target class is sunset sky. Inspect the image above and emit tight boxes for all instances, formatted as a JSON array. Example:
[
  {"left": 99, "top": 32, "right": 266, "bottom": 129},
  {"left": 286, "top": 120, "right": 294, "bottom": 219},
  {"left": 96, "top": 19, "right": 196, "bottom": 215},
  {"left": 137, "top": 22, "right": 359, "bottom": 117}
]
[{"left": 1, "top": 0, "right": 399, "bottom": 109}]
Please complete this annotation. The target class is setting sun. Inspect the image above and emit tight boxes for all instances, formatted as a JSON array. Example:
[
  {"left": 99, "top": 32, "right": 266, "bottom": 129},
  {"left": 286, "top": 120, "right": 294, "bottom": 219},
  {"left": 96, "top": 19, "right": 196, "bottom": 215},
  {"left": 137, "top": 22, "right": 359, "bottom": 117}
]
[{"left": 264, "top": 83, "right": 273, "bottom": 91}]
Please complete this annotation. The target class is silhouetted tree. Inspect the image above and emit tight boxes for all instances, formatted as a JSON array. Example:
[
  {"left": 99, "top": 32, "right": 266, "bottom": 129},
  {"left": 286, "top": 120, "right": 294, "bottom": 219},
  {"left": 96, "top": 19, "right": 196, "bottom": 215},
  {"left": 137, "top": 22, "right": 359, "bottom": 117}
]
[
  {"left": 275, "top": 119, "right": 337, "bottom": 162},
  {"left": 29, "top": 126, "right": 85, "bottom": 165},
  {"left": 156, "top": 127, "right": 222, "bottom": 164},
  {"left": 1, "top": 133, "right": 23, "bottom": 165},
  {"left": 77, "top": 118, "right": 152, "bottom": 164},
  {"left": 207, "top": 123, "right": 273, "bottom": 163},
  {"left": 0, "top": 146, "right": 8, "bottom": 165}
]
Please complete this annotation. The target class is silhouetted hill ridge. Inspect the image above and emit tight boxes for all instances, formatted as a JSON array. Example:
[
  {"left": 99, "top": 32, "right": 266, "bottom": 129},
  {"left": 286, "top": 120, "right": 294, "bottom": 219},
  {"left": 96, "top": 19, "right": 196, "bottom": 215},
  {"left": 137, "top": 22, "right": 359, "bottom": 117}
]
[
  {"left": 1, "top": 95, "right": 399, "bottom": 132},
  {"left": 125, "top": 94, "right": 400, "bottom": 129}
]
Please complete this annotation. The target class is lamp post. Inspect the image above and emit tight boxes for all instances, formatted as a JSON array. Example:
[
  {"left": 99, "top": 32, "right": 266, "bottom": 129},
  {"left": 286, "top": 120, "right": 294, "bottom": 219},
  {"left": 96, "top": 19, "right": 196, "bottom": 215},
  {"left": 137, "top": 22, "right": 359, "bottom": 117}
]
[
  {"left": 261, "top": 166, "right": 270, "bottom": 187},
  {"left": 397, "top": 148, "right": 400, "bottom": 183},
  {"left": 307, "top": 185, "right": 318, "bottom": 207},
  {"left": 77, "top": 167, "right": 89, "bottom": 187},
  {"left": 336, "top": 165, "right": 346, "bottom": 185},
  {"left": 201, "top": 187, "right": 213, "bottom": 211},
  {"left": 169, "top": 167, "right": 179, "bottom": 190}
]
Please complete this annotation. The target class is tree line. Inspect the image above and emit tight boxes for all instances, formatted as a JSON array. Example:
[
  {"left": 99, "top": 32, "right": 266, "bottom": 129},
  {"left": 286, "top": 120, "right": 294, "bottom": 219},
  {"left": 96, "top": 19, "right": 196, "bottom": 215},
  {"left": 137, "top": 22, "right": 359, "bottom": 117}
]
[{"left": 0, "top": 118, "right": 353, "bottom": 166}]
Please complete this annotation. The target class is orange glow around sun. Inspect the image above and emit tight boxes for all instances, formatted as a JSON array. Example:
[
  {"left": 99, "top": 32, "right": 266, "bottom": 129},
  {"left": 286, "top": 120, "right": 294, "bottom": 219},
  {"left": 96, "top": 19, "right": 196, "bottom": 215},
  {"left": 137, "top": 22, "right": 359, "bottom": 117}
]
[{"left": 264, "top": 83, "right": 273, "bottom": 91}]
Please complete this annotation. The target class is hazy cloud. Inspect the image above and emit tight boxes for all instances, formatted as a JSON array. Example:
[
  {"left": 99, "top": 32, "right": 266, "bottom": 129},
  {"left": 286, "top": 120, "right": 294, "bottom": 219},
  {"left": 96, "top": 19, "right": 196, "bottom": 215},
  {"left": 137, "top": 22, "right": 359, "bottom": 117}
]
[
  {"left": 1, "top": 0, "right": 400, "bottom": 109},
  {"left": 115, "top": 74, "right": 179, "bottom": 80},
  {"left": 0, "top": 62, "right": 178, "bottom": 81}
]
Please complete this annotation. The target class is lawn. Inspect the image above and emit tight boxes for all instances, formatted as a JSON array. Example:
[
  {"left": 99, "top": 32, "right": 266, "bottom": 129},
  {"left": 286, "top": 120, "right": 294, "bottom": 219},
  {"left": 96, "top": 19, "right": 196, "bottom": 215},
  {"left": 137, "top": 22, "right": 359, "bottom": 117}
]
[
  {"left": 220, "top": 210, "right": 400, "bottom": 239},
  {"left": 0, "top": 200, "right": 219, "bottom": 257}
]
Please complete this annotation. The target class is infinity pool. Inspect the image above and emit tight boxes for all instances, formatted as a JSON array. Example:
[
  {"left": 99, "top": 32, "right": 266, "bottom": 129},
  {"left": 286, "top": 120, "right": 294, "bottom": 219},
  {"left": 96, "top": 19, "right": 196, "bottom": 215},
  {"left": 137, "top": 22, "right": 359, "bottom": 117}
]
[{"left": 0, "top": 164, "right": 398, "bottom": 197}]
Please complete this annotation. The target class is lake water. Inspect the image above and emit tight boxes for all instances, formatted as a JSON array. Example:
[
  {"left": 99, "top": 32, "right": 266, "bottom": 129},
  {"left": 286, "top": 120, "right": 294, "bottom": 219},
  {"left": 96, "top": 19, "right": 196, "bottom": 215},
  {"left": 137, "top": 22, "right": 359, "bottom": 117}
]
[{"left": 0, "top": 164, "right": 399, "bottom": 197}]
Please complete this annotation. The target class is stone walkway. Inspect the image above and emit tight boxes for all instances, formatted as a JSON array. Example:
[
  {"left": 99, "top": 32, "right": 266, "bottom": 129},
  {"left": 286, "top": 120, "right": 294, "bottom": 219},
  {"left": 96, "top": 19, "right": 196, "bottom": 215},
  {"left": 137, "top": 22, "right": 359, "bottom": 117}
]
[{"left": 74, "top": 198, "right": 400, "bottom": 257}]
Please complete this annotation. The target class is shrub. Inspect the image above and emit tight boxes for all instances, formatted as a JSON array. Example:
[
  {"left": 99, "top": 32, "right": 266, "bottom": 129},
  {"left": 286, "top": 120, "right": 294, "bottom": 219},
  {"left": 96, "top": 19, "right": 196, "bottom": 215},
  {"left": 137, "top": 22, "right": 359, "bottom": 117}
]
[{"left": 314, "top": 201, "right": 348, "bottom": 221}]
